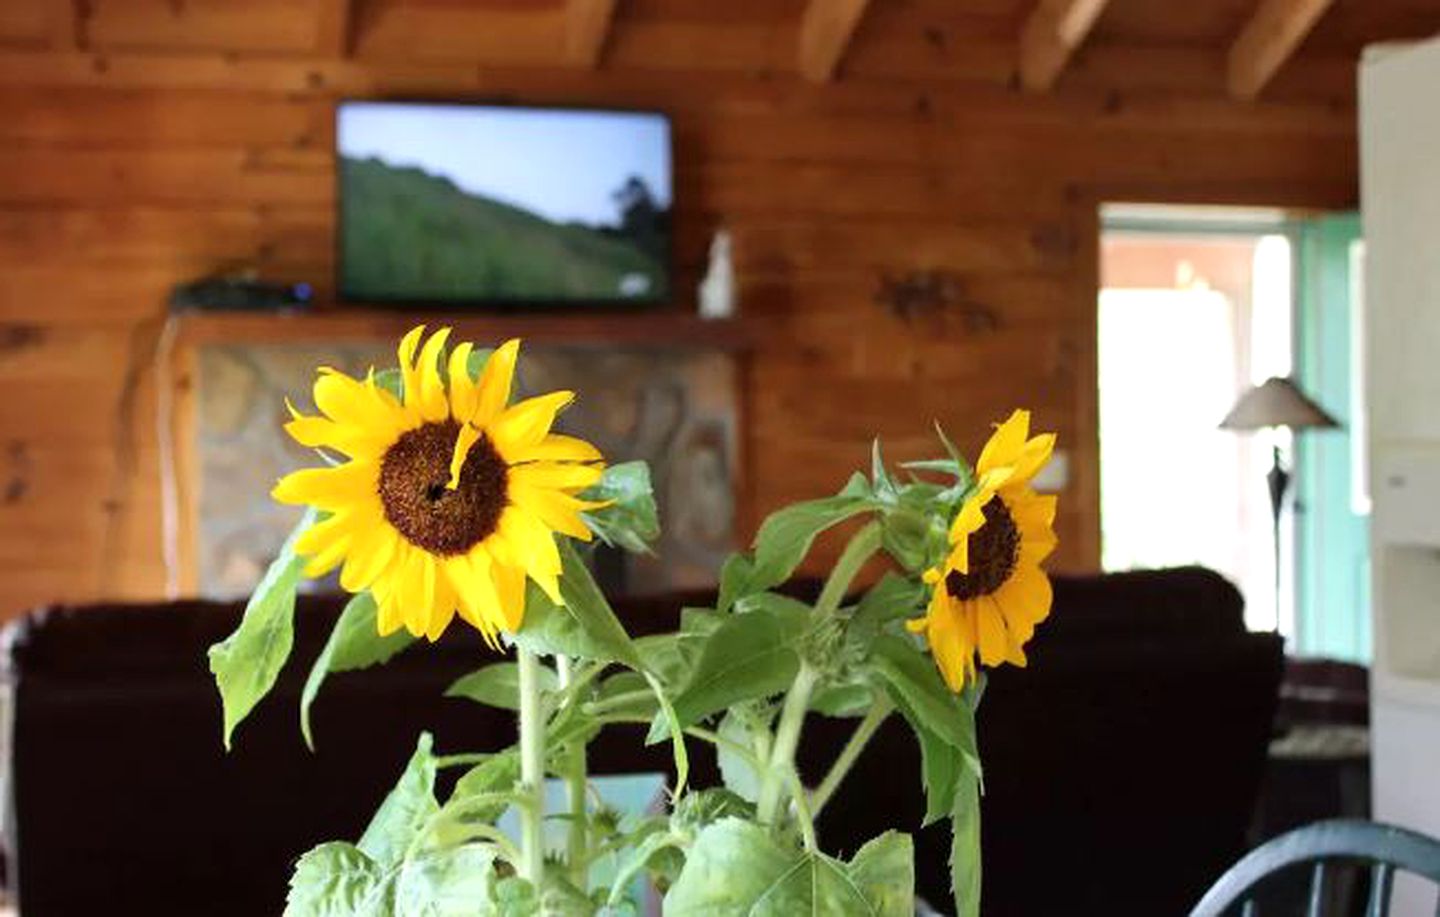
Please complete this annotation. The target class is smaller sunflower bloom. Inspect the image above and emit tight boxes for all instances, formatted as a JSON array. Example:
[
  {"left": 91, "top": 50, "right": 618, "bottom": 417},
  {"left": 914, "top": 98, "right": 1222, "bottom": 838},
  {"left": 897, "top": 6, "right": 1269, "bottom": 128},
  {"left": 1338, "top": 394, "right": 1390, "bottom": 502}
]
[
  {"left": 272, "top": 326, "right": 607, "bottom": 645},
  {"left": 909, "top": 411, "right": 1058, "bottom": 691}
]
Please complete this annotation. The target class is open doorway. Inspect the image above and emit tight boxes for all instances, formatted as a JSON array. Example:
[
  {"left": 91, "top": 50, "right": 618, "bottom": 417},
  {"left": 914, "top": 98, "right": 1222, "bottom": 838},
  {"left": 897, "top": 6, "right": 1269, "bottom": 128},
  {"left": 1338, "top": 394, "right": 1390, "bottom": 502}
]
[
  {"left": 1099, "top": 205, "right": 1298, "bottom": 635},
  {"left": 1098, "top": 204, "right": 1368, "bottom": 654}
]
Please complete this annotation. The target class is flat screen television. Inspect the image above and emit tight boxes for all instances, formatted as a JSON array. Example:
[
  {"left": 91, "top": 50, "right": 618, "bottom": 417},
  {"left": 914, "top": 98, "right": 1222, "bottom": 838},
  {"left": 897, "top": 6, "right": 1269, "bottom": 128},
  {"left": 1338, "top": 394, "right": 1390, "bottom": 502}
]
[{"left": 336, "top": 101, "right": 672, "bottom": 306}]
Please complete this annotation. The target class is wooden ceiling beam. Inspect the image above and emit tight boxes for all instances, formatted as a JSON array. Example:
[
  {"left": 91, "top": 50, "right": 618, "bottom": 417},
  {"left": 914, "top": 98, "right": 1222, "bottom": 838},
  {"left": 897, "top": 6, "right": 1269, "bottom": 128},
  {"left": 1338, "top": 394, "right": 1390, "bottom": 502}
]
[
  {"left": 564, "top": 0, "right": 618, "bottom": 69},
  {"left": 1227, "top": 0, "right": 1336, "bottom": 100},
  {"left": 1019, "top": 0, "right": 1111, "bottom": 92},
  {"left": 797, "top": 0, "right": 871, "bottom": 84},
  {"left": 316, "top": 0, "right": 355, "bottom": 58}
]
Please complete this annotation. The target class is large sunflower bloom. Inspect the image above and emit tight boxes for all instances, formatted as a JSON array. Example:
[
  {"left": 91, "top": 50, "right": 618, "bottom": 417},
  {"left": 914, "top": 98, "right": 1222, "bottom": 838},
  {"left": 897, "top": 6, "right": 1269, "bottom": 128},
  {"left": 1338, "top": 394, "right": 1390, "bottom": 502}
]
[
  {"left": 272, "top": 326, "right": 605, "bottom": 644},
  {"left": 908, "top": 410, "right": 1058, "bottom": 691}
]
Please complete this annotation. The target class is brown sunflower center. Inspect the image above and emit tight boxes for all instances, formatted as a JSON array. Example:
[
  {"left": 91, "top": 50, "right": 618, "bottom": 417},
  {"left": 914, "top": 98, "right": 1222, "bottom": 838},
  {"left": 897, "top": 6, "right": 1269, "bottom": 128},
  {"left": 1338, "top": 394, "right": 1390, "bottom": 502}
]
[
  {"left": 378, "top": 420, "right": 507, "bottom": 556},
  {"left": 945, "top": 496, "right": 1020, "bottom": 601}
]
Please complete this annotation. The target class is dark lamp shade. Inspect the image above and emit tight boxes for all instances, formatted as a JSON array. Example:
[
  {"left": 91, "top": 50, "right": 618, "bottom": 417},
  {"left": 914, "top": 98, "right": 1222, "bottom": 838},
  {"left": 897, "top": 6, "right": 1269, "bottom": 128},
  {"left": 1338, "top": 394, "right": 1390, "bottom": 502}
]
[{"left": 1220, "top": 377, "right": 1340, "bottom": 431}]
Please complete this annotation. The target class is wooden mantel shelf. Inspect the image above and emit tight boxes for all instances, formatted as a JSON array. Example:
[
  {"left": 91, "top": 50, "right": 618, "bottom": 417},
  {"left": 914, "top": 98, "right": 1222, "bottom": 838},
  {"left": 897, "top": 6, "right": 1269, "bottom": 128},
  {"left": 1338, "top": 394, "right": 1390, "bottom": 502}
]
[{"left": 174, "top": 307, "right": 760, "bottom": 351}]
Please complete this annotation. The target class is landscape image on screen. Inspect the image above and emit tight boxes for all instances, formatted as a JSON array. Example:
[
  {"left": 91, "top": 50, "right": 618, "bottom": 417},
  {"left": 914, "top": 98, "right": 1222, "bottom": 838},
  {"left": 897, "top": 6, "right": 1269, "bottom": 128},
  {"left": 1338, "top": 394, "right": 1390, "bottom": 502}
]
[{"left": 338, "top": 103, "right": 671, "bottom": 303}]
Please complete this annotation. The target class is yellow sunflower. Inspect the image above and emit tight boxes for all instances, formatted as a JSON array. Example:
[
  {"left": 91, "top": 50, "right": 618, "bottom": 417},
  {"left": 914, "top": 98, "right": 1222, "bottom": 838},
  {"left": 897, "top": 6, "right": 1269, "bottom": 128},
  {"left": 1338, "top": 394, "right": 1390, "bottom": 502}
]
[
  {"left": 272, "top": 326, "right": 605, "bottom": 644},
  {"left": 908, "top": 410, "right": 1058, "bottom": 691}
]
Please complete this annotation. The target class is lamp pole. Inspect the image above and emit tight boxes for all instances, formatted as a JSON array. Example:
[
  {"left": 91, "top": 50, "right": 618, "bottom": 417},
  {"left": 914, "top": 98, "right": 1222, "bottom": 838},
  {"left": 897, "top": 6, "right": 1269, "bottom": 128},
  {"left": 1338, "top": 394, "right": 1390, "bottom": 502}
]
[{"left": 1266, "top": 442, "right": 1289, "bottom": 634}]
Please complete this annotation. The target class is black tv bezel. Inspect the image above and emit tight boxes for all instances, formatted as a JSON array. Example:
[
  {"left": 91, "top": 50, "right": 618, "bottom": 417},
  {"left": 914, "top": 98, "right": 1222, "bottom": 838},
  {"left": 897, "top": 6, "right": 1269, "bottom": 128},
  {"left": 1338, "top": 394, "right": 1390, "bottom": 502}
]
[{"left": 334, "top": 98, "right": 675, "bottom": 311}]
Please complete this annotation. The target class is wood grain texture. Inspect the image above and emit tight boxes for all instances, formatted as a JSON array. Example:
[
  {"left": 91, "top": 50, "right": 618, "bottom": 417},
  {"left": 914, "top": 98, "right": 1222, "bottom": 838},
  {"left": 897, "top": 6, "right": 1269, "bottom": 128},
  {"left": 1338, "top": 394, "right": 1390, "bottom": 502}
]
[
  {"left": 1228, "top": 0, "right": 1338, "bottom": 100},
  {"left": 0, "top": 0, "right": 1426, "bottom": 618}
]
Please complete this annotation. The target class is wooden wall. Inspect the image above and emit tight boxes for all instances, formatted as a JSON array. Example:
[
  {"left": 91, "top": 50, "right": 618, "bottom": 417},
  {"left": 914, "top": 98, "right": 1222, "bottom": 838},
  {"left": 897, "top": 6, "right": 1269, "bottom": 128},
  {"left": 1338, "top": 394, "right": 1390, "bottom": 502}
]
[{"left": 0, "top": 0, "right": 1386, "bottom": 617}]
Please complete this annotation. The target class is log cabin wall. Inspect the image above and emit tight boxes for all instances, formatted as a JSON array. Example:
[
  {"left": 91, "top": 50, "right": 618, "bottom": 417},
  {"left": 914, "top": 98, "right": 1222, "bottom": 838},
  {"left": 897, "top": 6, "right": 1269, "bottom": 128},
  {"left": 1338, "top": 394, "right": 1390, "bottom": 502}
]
[{"left": 0, "top": 0, "right": 1428, "bottom": 617}]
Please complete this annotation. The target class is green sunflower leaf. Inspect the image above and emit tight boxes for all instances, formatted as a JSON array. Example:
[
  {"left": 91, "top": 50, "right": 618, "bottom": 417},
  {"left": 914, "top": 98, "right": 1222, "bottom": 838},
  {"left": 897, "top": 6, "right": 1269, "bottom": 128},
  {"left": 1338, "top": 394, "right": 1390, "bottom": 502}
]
[
  {"left": 716, "top": 552, "right": 755, "bottom": 614},
  {"left": 647, "top": 607, "right": 801, "bottom": 744},
  {"left": 445, "top": 661, "right": 557, "bottom": 711},
  {"left": 663, "top": 818, "right": 874, "bottom": 916},
  {"left": 372, "top": 367, "right": 403, "bottom": 400},
  {"left": 580, "top": 460, "right": 660, "bottom": 555},
  {"left": 849, "top": 573, "right": 927, "bottom": 640},
  {"left": 715, "top": 709, "right": 764, "bottom": 803},
  {"left": 869, "top": 634, "right": 979, "bottom": 774},
  {"left": 871, "top": 439, "right": 898, "bottom": 503},
  {"left": 301, "top": 591, "right": 416, "bottom": 750},
  {"left": 451, "top": 750, "right": 521, "bottom": 825},
  {"left": 208, "top": 506, "right": 316, "bottom": 751},
  {"left": 720, "top": 486, "right": 876, "bottom": 611},
  {"left": 283, "top": 841, "right": 389, "bottom": 917},
  {"left": 950, "top": 766, "right": 983, "bottom": 917},
  {"left": 848, "top": 831, "right": 916, "bottom": 917},
  {"left": 360, "top": 732, "right": 440, "bottom": 869},
  {"left": 514, "top": 539, "right": 643, "bottom": 670},
  {"left": 395, "top": 843, "right": 499, "bottom": 917},
  {"left": 891, "top": 693, "right": 961, "bottom": 827}
]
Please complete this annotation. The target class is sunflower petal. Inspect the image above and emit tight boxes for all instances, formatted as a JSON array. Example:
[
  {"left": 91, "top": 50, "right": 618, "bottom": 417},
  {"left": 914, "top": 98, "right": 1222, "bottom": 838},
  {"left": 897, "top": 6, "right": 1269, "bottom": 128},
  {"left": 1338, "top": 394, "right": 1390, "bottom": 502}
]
[
  {"left": 509, "top": 484, "right": 594, "bottom": 541},
  {"left": 447, "top": 341, "right": 477, "bottom": 424},
  {"left": 927, "top": 595, "right": 977, "bottom": 692},
  {"left": 416, "top": 327, "right": 452, "bottom": 423},
  {"left": 444, "top": 550, "right": 503, "bottom": 644},
  {"left": 499, "top": 507, "right": 562, "bottom": 602},
  {"left": 490, "top": 557, "right": 527, "bottom": 632},
  {"left": 491, "top": 391, "right": 574, "bottom": 458},
  {"left": 510, "top": 461, "right": 604, "bottom": 492},
  {"left": 1008, "top": 432, "right": 1057, "bottom": 486},
  {"left": 446, "top": 422, "right": 482, "bottom": 490},
  {"left": 397, "top": 325, "right": 426, "bottom": 412},
  {"left": 513, "top": 434, "right": 604, "bottom": 464},
  {"left": 376, "top": 592, "right": 406, "bottom": 637},
  {"left": 975, "top": 597, "right": 1009, "bottom": 666},
  {"left": 340, "top": 524, "right": 399, "bottom": 594},
  {"left": 472, "top": 338, "right": 521, "bottom": 427},
  {"left": 272, "top": 462, "right": 377, "bottom": 510},
  {"left": 313, "top": 368, "right": 411, "bottom": 437},
  {"left": 976, "top": 409, "right": 1031, "bottom": 477}
]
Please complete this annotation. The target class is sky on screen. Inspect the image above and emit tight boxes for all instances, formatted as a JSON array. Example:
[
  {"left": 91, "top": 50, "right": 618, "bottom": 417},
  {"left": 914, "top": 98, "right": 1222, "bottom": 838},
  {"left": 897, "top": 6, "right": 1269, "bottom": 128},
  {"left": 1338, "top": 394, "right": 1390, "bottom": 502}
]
[{"left": 338, "top": 102, "right": 672, "bottom": 226}]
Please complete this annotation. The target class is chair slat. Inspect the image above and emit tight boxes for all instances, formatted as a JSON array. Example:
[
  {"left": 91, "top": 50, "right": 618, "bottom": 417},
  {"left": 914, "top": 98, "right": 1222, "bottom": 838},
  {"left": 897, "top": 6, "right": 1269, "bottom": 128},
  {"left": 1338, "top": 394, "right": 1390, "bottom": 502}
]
[
  {"left": 1308, "top": 861, "right": 1326, "bottom": 917},
  {"left": 1241, "top": 899, "right": 1257, "bottom": 917},
  {"left": 1366, "top": 862, "right": 1394, "bottom": 917}
]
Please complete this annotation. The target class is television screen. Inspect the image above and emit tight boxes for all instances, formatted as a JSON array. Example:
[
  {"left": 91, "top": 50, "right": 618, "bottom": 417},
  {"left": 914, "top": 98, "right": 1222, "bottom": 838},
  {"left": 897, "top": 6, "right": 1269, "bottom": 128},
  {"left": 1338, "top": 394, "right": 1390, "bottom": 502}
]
[{"left": 336, "top": 101, "right": 672, "bottom": 305}]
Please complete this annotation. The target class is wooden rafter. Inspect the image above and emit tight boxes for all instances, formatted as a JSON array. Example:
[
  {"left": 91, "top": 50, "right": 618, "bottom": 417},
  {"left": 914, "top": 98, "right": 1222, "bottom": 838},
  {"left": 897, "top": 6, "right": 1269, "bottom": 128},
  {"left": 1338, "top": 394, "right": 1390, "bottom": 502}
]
[
  {"left": 1019, "top": 0, "right": 1111, "bottom": 92},
  {"left": 1227, "top": 0, "right": 1336, "bottom": 100},
  {"left": 564, "top": 0, "right": 618, "bottom": 68},
  {"left": 316, "top": 0, "right": 354, "bottom": 58},
  {"left": 797, "top": 0, "right": 871, "bottom": 84}
]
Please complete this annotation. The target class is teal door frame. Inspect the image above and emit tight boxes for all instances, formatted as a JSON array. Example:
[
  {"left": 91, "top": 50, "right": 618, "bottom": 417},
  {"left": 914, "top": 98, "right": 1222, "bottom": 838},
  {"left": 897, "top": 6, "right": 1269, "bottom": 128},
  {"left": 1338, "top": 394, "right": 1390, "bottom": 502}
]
[{"left": 1294, "top": 213, "right": 1370, "bottom": 662}]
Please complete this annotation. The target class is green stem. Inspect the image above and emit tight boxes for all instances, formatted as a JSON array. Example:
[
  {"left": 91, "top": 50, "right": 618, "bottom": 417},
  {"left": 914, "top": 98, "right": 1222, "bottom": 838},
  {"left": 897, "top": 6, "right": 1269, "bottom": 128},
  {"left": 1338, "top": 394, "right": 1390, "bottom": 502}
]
[
  {"left": 786, "top": 771, "right": 820, "bottom": 852},
  {"left": 809, "top": 697, "right": 894, "bottom": 817},
  {"left": 756, "top": 521, "right": 883, "bottom": 826},
  {"left": 755, "top": 663, "right": 818, "bottom": 826},
  {"left": 814, "top": 520, "right": 883, "bottom": 621},
  {"left": 555, "top": 656, "right": 588, "bottom": 888},
  {"left": 516, "top": 647, "right": 547, "bottom": 889}
]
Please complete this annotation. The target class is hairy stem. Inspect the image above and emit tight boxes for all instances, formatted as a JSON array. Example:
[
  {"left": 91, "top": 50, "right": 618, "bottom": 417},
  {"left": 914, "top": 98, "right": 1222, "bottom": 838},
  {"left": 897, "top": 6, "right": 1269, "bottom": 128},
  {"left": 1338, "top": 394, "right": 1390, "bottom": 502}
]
[
  {"left": 809, "top": 696, "right": 894, "bottom": 816},
  {"left": 555, "top": 656, "right": 588, "bottom": 888},
  {"left": 756, "top": 521, "right": 884, "bottom": 826},
  {"left": 516, "top": 647, "right": 548, "bottom": 889},
  {"left": 755, "top": 663, "right": 818, "bottom": 825}
]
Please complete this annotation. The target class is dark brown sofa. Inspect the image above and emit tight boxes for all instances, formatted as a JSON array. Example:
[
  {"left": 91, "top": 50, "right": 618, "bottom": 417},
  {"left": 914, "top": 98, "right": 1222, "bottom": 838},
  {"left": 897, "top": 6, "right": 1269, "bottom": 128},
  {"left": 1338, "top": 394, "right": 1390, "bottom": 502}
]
[{"left": 1, "top": 566, "right": 1281, "bottom": 915}]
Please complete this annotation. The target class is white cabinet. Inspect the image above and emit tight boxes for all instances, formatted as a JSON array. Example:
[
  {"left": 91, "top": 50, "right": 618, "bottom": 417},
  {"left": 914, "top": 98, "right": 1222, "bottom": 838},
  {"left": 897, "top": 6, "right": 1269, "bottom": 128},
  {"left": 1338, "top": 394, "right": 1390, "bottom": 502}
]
[{"left": 1360, "top": 36, "right": 1440, "bottom": 904}]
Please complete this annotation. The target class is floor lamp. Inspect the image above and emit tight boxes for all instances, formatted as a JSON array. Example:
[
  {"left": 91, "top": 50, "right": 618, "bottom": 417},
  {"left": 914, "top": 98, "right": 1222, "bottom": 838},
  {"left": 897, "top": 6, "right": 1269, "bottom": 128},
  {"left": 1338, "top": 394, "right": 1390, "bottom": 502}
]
[{"left": 1220, "top": 377, "right": 1339, "bottom": 633}]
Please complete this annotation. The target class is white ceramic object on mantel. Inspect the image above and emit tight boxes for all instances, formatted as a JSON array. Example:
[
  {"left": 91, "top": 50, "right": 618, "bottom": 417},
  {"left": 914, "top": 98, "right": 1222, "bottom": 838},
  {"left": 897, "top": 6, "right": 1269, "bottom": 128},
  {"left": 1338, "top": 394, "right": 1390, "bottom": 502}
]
[{"left": 697, "top": 228, "right": 736, "bottom": 320}]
